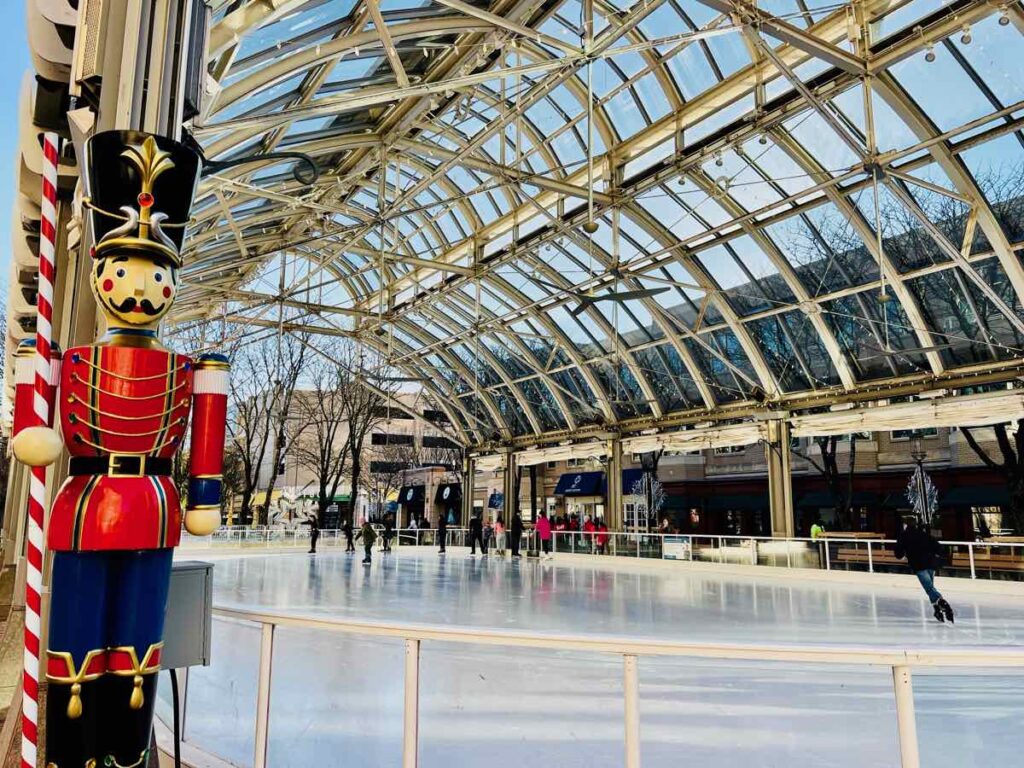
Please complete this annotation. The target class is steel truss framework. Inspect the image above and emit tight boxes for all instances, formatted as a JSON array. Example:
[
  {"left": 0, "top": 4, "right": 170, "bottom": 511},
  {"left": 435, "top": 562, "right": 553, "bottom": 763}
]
[{"left": 172, "top": 0, "right": 1024, "bottom": 449}]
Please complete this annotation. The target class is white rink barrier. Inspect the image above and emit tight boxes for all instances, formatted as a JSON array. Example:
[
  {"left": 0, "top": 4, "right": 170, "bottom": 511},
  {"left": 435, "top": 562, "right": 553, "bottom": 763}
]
[
  {"left": 168, "top": 605, "right": 1024, "bottom": 768},
  {"left": 182, "top": 525, "right": 1024, "bottom": 582}
]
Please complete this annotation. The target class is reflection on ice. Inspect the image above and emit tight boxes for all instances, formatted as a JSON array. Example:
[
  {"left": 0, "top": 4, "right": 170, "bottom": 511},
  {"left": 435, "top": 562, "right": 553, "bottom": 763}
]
[{"left": 170, "top": 550, "right": 1024, "bottom": 767}]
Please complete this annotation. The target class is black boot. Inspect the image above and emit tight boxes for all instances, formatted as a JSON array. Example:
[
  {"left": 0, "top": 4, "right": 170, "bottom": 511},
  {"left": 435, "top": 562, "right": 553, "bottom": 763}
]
[
  {"left": 938, "top": 598, "right": 954, "bottom": 624},
  {"left": 932, "top": 601, "right": 945, "bottom": 623}
]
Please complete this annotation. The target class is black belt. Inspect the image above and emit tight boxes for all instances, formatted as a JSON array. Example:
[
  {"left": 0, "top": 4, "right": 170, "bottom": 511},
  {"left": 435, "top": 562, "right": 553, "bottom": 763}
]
[{"left": 69, "top": 455, "right": 172, "bottom": 477}]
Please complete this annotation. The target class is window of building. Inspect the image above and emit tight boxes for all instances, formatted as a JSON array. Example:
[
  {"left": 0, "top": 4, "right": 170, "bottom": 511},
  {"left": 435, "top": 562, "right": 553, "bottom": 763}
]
[
  {"left": 371, "top": 433, "right": 415, "bottom": 446},
  {"left": 423, "top": 435, "right": 459, "bottom": 449},
  {"left": 713, "top": 445, "right": 746, "bottom": 455},
  {"left": 891, "top": 428, "right": 938, "bottom": 441}
]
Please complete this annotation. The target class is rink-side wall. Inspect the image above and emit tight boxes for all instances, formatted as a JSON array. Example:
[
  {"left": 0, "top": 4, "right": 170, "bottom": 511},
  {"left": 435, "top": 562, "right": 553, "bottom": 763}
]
[{"left": 175, "top": 541, "right": 1024, "bottom": 599}]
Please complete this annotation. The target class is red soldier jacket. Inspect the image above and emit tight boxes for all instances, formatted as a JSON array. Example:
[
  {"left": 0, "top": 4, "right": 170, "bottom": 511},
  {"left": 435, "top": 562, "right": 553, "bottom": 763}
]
[{"left": 41, "top": 340, "right": 229, "bottom": 552}]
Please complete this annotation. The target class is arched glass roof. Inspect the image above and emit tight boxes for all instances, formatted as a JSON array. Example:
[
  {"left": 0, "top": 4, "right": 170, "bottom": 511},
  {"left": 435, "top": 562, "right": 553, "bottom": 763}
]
[{"left": 173, "top": 0, "right": 1024, "bottom": 446}]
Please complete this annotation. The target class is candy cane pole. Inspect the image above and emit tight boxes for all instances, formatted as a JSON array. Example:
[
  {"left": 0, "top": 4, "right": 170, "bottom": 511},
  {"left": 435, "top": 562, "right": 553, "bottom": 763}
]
[{"left": 22, "top": 132, "right": 59, "bottom": 768}]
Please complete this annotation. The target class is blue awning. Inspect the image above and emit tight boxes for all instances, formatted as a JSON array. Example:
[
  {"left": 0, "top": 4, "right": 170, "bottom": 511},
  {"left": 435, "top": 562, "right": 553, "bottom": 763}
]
[
  {"left": 487, "top": 492, "right": 504, "bottom": 510},
  {"left": 555, "top": 471, "right": 605, "bottom": 496},
  {"left": 398, "top": 485, "right": 425, "bottom": 505},
  {"left": 622, "top": 469, "right": 644, "bottom": 494}
]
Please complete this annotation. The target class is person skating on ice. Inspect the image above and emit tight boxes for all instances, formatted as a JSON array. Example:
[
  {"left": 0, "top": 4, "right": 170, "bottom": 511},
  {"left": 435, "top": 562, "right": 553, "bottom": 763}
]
[
  {"left": 510, "top": 511, "right": 524, "bottom": 558},
  {"left": 342, "top": 518, "right": 355, "bottom": 553},
  {"left": 536, "top": 510, "right": 553, "bottom": 559},
  {"left": 894, "top": 515, "right": 954, "bottom": 623},
  {"left": 356, "top": 520, "right": 377, "bottom": 564},
  {"left": 307, "top": 517, "right": 320, "bottom": 554},
  {"left": 382, "top": 514, "right": 394, "bottom": 553},
  {"left": 469, "top": 511, "right": 486, "bottom": 555},
  {"left": 437, "top": 509, "right": 447, "bottom": 555}
]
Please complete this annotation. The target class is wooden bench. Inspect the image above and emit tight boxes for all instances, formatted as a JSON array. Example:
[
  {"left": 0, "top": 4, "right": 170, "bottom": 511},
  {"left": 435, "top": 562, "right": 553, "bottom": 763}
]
[
  {"left": 836, "top": 546, "right": 1024, "bottom": 573},
  {"left": 835, "top": 547, "right": 902, "bottom": 567}
]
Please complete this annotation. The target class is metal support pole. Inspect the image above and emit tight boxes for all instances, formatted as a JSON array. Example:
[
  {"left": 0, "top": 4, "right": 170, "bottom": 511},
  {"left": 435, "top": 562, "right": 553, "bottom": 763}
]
[
  {"left": 968, "top": 544, "right": 976, "bottom": 579},
  {"left": 892, "top": 665, "right": 920, "bottom": 768},
  {"left": 623, "top": 654, "right": 641, "bottom": 768},
  {"left": 825, "top": 541, "right": 831, "bottom": 570},
  {"left": 254, "top": 623, "right": 276, "bottom": 768},
  {"left": 403, "top": 639, "right": 421, "bottom": 768},
  {"left": 867, "top": 540, "right": 874, "bottom": 573}
]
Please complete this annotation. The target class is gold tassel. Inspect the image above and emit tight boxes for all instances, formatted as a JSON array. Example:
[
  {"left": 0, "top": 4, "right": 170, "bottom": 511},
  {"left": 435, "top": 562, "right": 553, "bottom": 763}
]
[
  {"left": 67, "top": 682, "right": 83, "bottom": 719},
  {"left": 129, "top": 675, "right": 144, "bottom": 710}
]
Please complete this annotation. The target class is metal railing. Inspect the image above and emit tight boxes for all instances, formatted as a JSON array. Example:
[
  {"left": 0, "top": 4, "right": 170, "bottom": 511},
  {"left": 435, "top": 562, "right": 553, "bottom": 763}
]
[
  {"left": 188, "top": 606, "right": 1024, "bottom": 768},
  {"left": 180, "top": 526, "right": 1024, "bottom": 581}
]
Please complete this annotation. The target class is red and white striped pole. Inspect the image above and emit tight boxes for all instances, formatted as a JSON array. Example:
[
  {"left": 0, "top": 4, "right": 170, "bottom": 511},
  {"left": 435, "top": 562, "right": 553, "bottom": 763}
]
[{"left": 22, "top": 132, "right": 59, "bottom": 768}]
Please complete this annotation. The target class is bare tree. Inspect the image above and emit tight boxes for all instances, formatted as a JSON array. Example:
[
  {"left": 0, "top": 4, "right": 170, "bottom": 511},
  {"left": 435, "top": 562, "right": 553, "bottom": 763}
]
[
  {"left": 226, "top": 331, "right": 309, "bottom": 525},
  {"left": 792, "top": 435, "right": 859, "bottom": 530},
  {"left": 343, "top": 377, "right": 391, "bottom": 524},
  {"left": 367, "top": 440, "right": 419, "bottom": 520},
  {"left": 289, "top": 345, "right": 355, "bottom": 524},
  {"left": 960, "top": 422, "right": 1024, "bottom": 535}
]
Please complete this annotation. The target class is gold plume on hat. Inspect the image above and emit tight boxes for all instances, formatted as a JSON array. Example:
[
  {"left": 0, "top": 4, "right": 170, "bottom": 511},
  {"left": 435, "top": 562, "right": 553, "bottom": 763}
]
[{"left": 121, "top": 136, "right": 175, "bottom": 236}]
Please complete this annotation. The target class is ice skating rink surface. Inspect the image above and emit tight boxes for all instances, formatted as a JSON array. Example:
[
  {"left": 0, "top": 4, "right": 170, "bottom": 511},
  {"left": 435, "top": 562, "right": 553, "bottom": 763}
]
[{"left": 166, "top": 549, "right": 1024, "bottom": 767}]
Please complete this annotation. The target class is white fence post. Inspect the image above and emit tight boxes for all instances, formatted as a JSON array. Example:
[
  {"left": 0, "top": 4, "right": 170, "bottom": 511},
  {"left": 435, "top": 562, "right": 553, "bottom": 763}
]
[
  {"left": 968, "top": 544, "right": 976, "bottom": 580},
  {"left": 892, "top": 665, "right": 920, "bottom": 768},
  {"left": 254, "top": 622, "right": 275, "bottom": 768},
  {"left": 867, "top": 541, "right": 874, "bottom": 573},
  {"left": 824, "top": 541, "right": 831, "bottom": 571},
  {"left": 623, "top": 654, "right": 641, "bottom": 768},
  {"left": 403, "top": 639, "right": 421, "bottom": 768}
]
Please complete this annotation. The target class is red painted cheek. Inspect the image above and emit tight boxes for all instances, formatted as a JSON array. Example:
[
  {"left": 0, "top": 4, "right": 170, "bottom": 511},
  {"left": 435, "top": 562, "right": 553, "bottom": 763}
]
[
  {"left": 102, "top": 279, "right": 114, "bottom": 292},
  {"left": 163, "top": 287, "right": 172, "bottom": 298}
]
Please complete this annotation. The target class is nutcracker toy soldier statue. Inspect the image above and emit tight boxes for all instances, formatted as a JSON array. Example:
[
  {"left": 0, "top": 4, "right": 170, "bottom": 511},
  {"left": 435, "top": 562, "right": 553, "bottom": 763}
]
[{"left": 11, "top": 130, "right": 228, "bottom": 768}]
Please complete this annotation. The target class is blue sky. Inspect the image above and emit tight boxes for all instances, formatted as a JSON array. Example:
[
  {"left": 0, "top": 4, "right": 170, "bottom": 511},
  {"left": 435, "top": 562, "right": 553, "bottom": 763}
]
[{"left": 0, "top": 2, "right": 29, "bottom": 302}]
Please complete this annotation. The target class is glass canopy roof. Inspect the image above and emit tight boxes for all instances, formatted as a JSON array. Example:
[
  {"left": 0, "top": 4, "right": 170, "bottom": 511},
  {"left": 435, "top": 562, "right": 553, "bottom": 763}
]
[{"left": 173, "top": 0, "right": 1024, "bottom": 446}]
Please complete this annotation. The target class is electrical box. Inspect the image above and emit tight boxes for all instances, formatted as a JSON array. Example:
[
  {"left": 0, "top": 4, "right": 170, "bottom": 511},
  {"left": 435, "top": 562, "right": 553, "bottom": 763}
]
[{"left": 161, "top": 560, "right": 213, "bottom": 670}]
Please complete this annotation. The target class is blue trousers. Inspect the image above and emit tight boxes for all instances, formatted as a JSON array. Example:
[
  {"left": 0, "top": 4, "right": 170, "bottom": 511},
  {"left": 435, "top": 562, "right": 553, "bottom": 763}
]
[
  {"left": 915, "top": 569, "right": 942, "bottom": 604},
  {"left": 46, "top": 549, "right": 174, "bottom": 768}
]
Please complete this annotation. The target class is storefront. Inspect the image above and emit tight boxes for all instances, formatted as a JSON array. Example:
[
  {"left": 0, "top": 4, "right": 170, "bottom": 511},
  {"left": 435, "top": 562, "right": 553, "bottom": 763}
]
[
  {"left": 554, "top": 471, "right": 606, "bottom": 522},
  {"left": 434, "top": 483, "right": 462, "bottom": 526},
  {"left": 397, "top": 485, "right": 426, "bottom": 526}
]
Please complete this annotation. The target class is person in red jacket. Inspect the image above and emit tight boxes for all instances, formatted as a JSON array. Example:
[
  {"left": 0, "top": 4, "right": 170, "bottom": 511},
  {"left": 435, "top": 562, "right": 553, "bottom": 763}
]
[
  {"left": 596, "top": 519, "right": 610, "bottom": 554},
  {"left": 583, "top": 516, "right": 596, "bottom": 551},
  {"left": 536, "top": 511, "right": 553, "bottom": 559}
]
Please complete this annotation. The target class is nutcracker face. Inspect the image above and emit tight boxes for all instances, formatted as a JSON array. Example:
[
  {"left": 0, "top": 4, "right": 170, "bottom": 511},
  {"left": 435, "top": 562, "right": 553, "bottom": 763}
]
[{"left": 91, "top": 253, "right": 178, "bottom": 329}]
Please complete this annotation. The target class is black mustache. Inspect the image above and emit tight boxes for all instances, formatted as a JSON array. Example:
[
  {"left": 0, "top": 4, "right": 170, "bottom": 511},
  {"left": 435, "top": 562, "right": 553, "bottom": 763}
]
[{"left": 110, "top": 297, "right": 165, "bottom": 315}]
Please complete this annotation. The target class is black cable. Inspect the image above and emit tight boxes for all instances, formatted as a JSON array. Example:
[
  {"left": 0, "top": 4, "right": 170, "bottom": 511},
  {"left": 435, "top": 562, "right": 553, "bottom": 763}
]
[{"left": 169, "top": 668, "right": 182, "bottom": 768}]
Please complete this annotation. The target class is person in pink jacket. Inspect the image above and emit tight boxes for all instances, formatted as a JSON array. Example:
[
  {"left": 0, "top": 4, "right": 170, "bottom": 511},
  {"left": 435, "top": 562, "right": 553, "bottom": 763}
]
[{"left": 536, "top": 511, "right": 553, "bottom": 559}]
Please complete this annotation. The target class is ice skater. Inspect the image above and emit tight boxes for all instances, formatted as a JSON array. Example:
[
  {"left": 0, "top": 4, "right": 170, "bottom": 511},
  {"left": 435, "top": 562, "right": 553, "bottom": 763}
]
[
  {"left": 511, "top": 511, "right": 523, "bottom": 558},
  {"left": 494, "top": 517, "right": 506, "bottom": 556},
  {"left": 356, "top": 520, "right": 377, "bottom": 564},
  {"left": 437, "top": 510, "right": 447, "bottom": 555},
  {"left": 307, "top": 518, "right": 320, "bottom": 554},
  {"left": 469, "top": 512, "right": 487, "bottom": 555},
  {"left": 383, "top": 514, "right": 395, "bottom": 553},
  {"left": 895, "top": 516, "right": 954, "bottom": 623},
  {"left": 536, "top": 511, "right": 553, "bottom": 559},
  {"left": 342, "top": 519, "right": 355, "bottom": 553}
]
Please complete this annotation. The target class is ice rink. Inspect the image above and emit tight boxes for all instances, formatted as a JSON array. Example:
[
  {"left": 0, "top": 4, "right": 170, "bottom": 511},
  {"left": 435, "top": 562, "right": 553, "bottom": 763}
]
[{"left": 164, "top": 549, "right": 1024, "bottom": 767}]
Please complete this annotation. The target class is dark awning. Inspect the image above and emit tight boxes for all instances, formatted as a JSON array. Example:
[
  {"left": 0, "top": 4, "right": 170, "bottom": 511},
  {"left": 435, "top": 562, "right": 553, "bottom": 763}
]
[
  {"left": 398, "top": 485, "right": 425, "bottom": 505},
  {"left": 622, "top": 468, "right": 644, "bottom": 493},
  {"left": 487, "top": 492, "right": 504, "bottom": 510},
  {"left": 941, "top": 486, "right": 1008, "bottom": 507},
  {"left": 662, "top": 494, "right": 698, "bottom": 511},
  {"left": 704, "top": 493, "right": 768, "bottom": 511},
  {"left": 554, "top": 471, "right": 606, "bottom": 496},
  {"left": 435, "top": 483, "right": 462, "bottom": 505},
  {"left": 797, "top": 490, "right": 877, "bottom": 508}
]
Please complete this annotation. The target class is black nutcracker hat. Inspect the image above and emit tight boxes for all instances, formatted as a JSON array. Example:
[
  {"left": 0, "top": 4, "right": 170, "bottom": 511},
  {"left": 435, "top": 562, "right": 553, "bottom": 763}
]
[{"left": 82, "top": 130, "right": 201, "bottom": 267}]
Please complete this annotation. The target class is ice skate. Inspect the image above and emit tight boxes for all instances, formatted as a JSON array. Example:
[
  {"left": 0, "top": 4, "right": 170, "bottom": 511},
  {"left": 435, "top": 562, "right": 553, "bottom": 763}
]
[
  {"left": 932, "top": 601, "right": 945, "bottom": 623},
  {"left": 939, "top": 598, "right": 955, "bottom": 624}
]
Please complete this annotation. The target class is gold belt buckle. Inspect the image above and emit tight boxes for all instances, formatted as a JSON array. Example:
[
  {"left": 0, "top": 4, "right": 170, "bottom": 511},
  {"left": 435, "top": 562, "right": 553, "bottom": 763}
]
[{"left": 108, "top": 454, "right": 146, "bottom": 477}]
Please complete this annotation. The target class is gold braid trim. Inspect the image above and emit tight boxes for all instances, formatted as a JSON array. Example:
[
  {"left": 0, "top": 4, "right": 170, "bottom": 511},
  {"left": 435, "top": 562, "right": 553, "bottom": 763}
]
[
  {"left": 70, "top": 373, "right": 191, "bottom": 399},
  {"left": 72, "top": 356, "right": 189, "bottom": 382},
  {"left": 46, "top": 649, "right": 106, "bottom": 720},
  {"left": 72, "top": 433, "right": 180, "bottom": 454},
  {"left": 108, "top": 643, "right": 162, "bottom": 711},
  {"left": 68, "top": 413, "right": 185, "bottom": 438},
  {"left": 68, "top": 393, "right": 190, "bottom": 420},
  {"left": 101, "top": 751, "right": 148, "bottom": 768}
]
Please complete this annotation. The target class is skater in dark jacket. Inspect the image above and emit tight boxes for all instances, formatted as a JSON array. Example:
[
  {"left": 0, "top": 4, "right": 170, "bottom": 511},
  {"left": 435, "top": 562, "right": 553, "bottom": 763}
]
[
  {"left": 469, "top": 513, "right": 487, "bottom": 555},
  {"left": 437, "top": 511, "right": 448, "bottom": 554},
  {"left": 342, "top": 520, "right": 355, "bottom": 552},
  {"left": 895, "top": 517, "right": 954, "bottom": 623},
  {"left": 356, "top": 521, "right": 377, "bottom": 564},
  {"left": 510, "top": 512, "right": 524, "bottom": 558},
  {"left": 382, "top": 515, "right": 394, "bottom": 553},
  {"left": 307, "top": 518, "right": 320, "bottom": 553}
]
